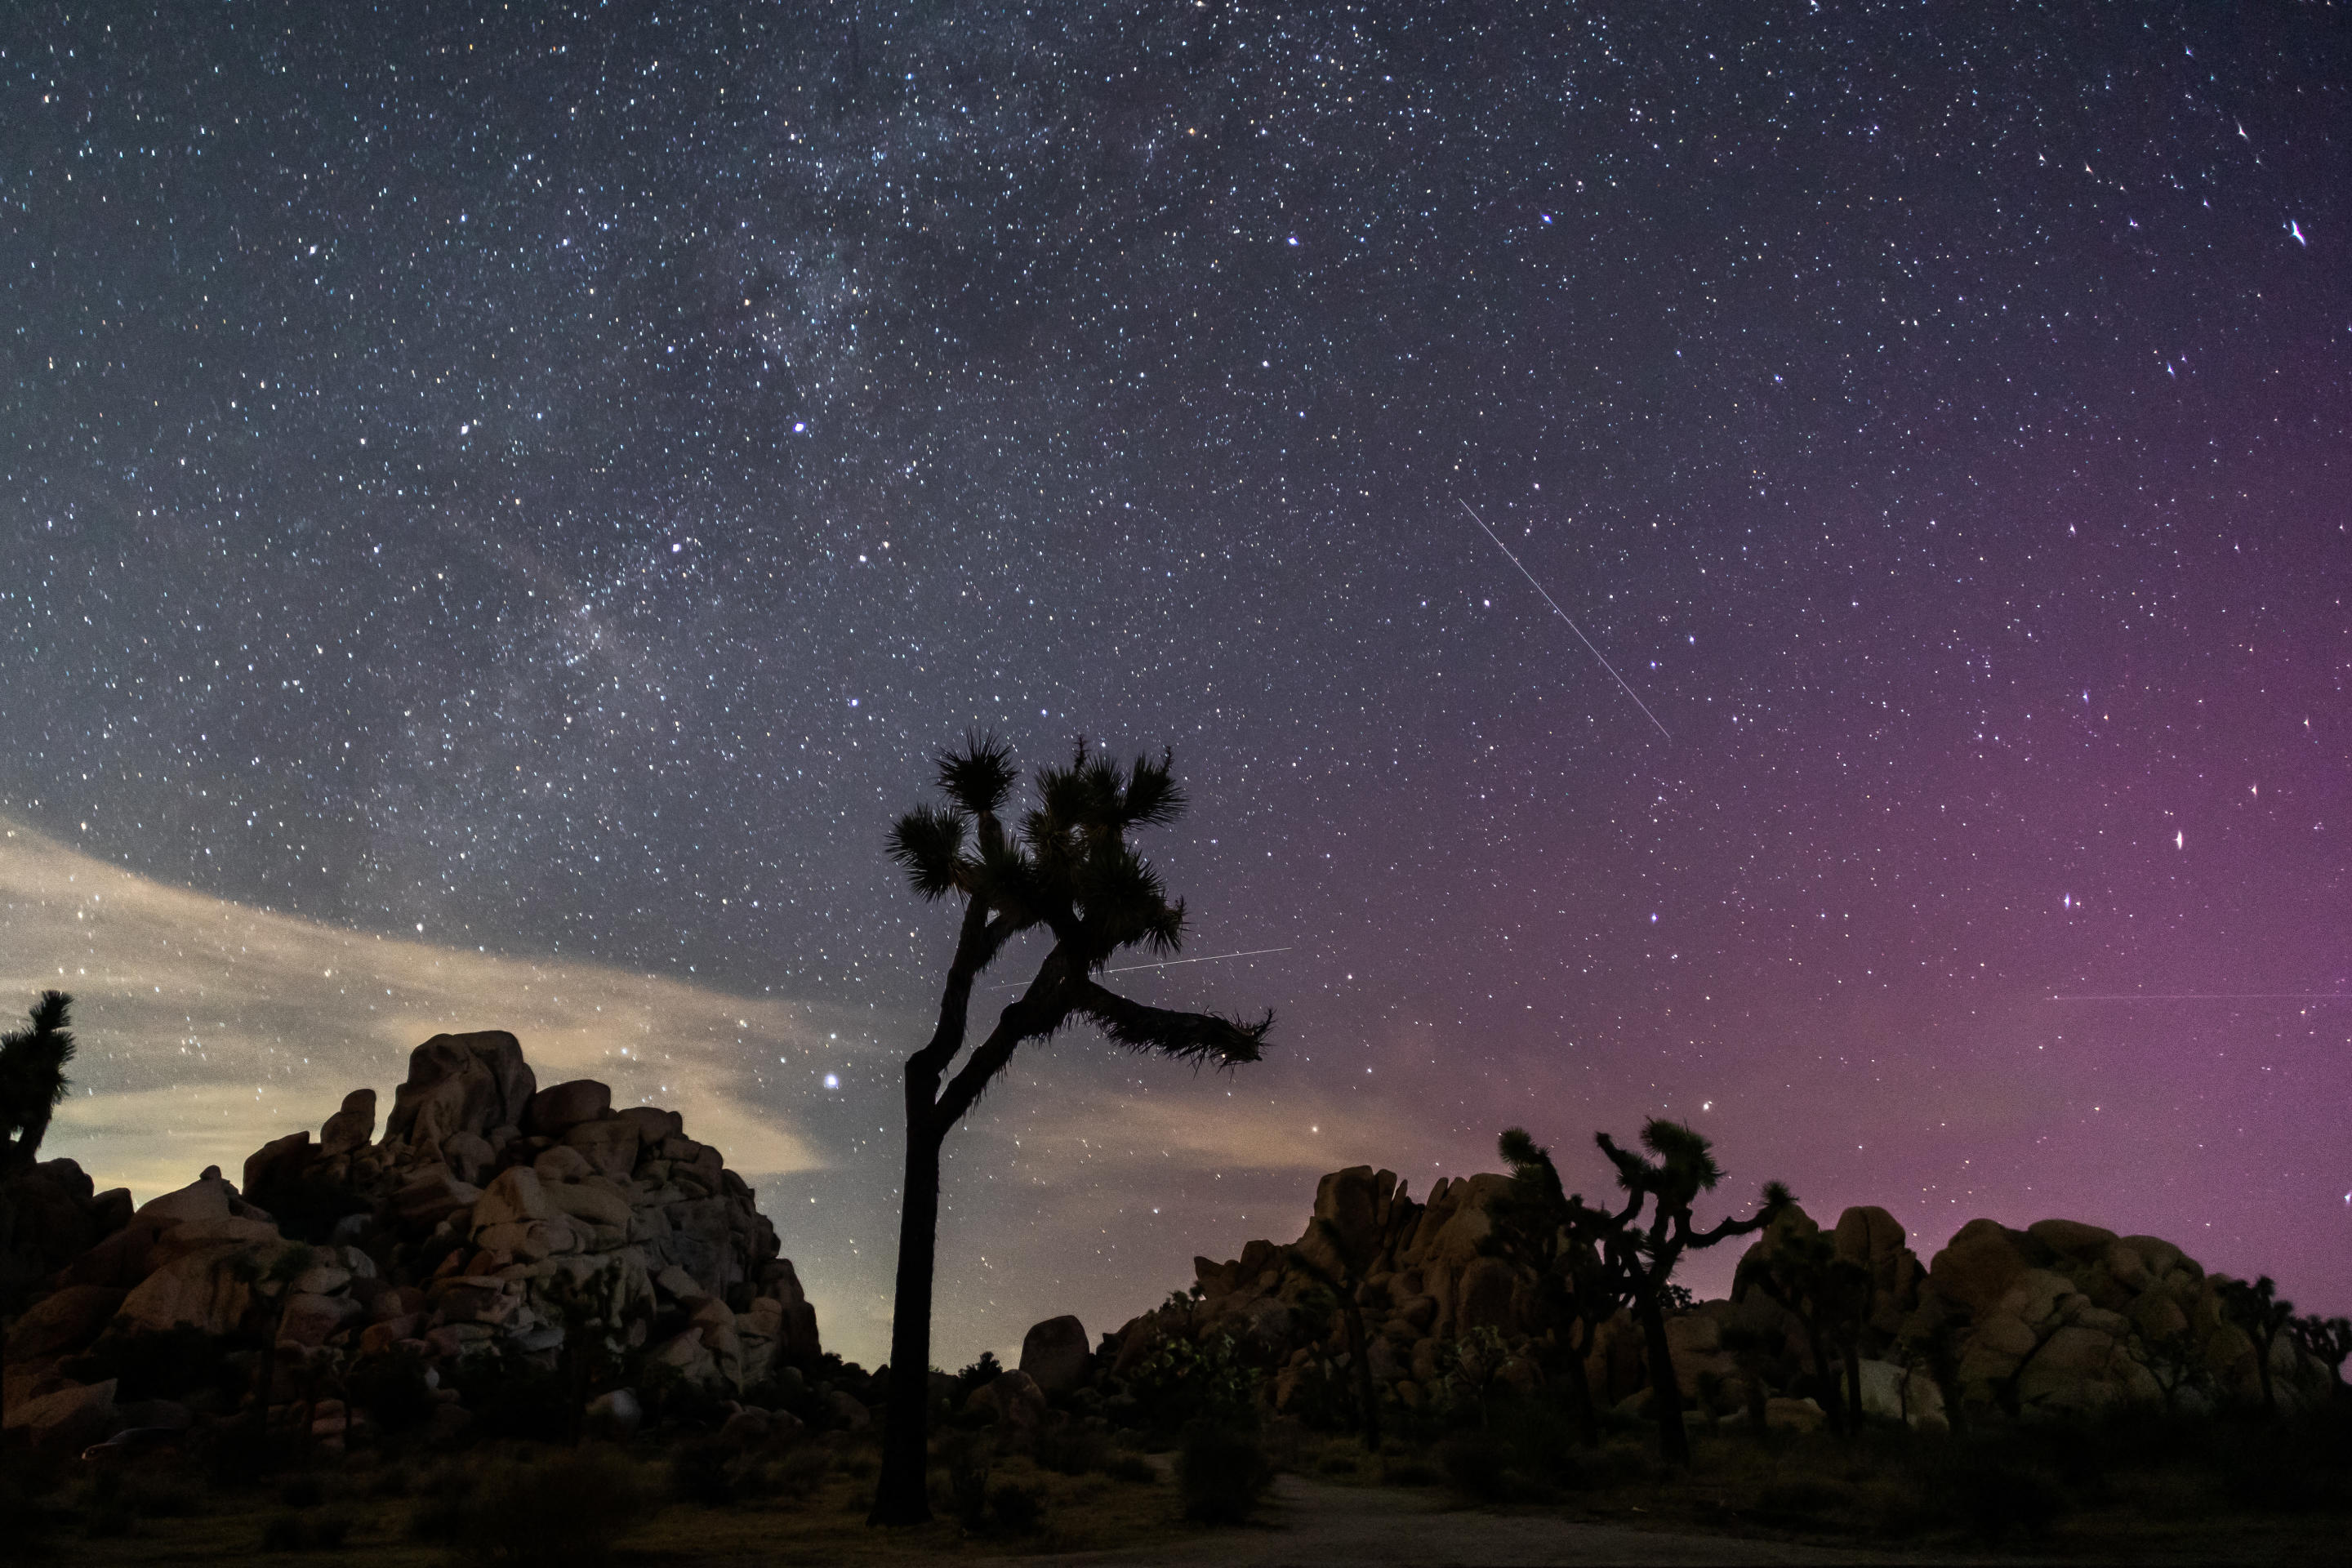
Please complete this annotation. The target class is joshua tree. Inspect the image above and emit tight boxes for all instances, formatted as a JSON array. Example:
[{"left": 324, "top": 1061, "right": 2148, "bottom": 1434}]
[
  {"left": 870, "top": 736, "right": 1273, "bottom": 1526},
  {"left": 2220, "top": 1275, "right": 2296, "bottom": 1417},
  {"left": 1745, "top": 1229, "right": 1872, "bottom": 1434},
  {"left": 1288, "top": 1217, "right": 1382, "bottom": 1452},
  {"left": 2288, "top": 1314, "right": 2352, "bottom": 1401},
  {"left": 1593, "top": 1119, "right": 1790, "bottom": 1468},
  {"left": 0, "top": 991, "right": 75, "bottom": 1172},
  {"left": 1489, "top": 1127, "right": 1633, "bottom": 1446}
]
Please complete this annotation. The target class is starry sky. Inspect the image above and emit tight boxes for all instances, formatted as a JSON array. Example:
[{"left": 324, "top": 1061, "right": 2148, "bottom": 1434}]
[{"left": 4, "top": 2, "right": 2350, "bottom": 1365}]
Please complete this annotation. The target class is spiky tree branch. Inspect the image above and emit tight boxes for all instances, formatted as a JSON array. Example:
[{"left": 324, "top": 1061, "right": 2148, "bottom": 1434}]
[{"left": 870, "top": 737, "right": 1273, "bottom": 1526}]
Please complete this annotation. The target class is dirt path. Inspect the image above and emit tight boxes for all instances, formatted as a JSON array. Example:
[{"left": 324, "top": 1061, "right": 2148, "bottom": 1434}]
[{"left": 1017, "top": 1472, "right": 1953, "bottom": 1567}]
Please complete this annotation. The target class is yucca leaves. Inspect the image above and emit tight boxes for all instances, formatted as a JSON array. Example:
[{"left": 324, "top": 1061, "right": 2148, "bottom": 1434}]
[
  {"left": 1072, "top": 982, "right": 1272, "bottom": 1068},
  {"left": 886, "top": 804, "right": 969, "bottom": 899},
  {"left": 935, "top": 732, "right": 1018, "bottom": 817}
]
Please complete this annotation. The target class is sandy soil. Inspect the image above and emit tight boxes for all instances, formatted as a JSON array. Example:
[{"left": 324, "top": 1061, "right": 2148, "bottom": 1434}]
[{"left": 1015, "top": 1472, "right": 1953, "bottom": 1567}]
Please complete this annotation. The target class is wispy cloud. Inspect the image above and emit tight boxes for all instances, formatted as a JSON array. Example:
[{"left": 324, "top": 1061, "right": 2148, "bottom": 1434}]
[{"left": 0, "top": 817, "right": 839, "bottom": 1200}]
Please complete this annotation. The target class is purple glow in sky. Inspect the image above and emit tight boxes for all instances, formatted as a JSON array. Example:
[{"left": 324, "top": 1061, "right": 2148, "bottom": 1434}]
[{"left": 2, "top": 2, "right": 2346, "bottom": 1361}]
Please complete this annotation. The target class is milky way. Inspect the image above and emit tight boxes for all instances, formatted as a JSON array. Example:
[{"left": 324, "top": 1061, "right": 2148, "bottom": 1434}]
[{"left": 4, "top": 3, "right": 2349, "bottom": 1361}]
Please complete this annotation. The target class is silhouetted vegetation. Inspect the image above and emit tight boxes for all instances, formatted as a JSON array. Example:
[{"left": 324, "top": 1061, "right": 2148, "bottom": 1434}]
[
  {"left": 0, "top": 991, "right": 74, "bottom": 1171},
  {"left": 871, "top": 736, "right": 1272, "bottom": 1525}
]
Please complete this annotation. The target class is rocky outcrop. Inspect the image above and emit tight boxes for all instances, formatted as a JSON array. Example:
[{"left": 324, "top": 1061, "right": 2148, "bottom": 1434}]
[
  {"left": 1076, "top": 1165, "right": 2334, "bottom": 1433},
  {"left": 2, "top": 1032, "right": 825, "bottom": 1453},
  {"left": 0, "top": 1156, "right": 134, "bottom": 1314}
]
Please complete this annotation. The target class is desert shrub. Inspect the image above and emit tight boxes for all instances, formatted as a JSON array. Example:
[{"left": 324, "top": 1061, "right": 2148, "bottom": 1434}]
[
  {"left": 985, "top": 1481, "right": 1045, "bottom": 1535},
  {"left": 1037, "top": 1419, "right": 1111, "bottom": 1476},
  {"left": 1382, "top": 1456, "right": 1442, "bottom": 1487},
  {"left": 1937, "top": 1450, "right": 2065, "bottom": 1543},
  {"left": 198, "top": 1415, "right": 287, "bottom": 1490},
  {"left": 1178, "top": 1421, "right": 1270, "bottom": 1524},
  {"left": 1437, "top": 1428, "right": 1509, "bottom": 1502},
  {"left": 764, "top": 1444, "right": 834, "bottom": 1503},
  {"left": 119, "top": 1472, "right": 203, "bottom": 1519},
  {"left": 1754, "top": 1475, "right": 1850, "bottom": 1524},
  {"left": 1490, "top": 1397, "right": 1582, "bottom": 1494},
  {"left": 1129, "top": 1334, "right": 1262, "bottom": 1432},
  {"left": 458, "top": 1363, "right": 572, "bottom": 1443},
  {"left": 1316, "top": 1450, "right": 1360, "bottom": 1477},
  {"left": 443, "top": 1450, "right": 650, "bottom": 1567},
  {"left": 85, "top": 1499, "right": 136, "bottom": 1539},
  {"left": 1106, "top": 1453, "right": 1158, "bottom": 1485},
  {"left": 278, "top": 1473, "right": 325, "bottom": 1509},
  {"left": 951, "top": 1351, "right": 1003, "bottom": 1407},
  {"left": 670, "top": 1437, "right": 740, "bottom": 1506},
  {"left": 346, "top": 1350, "right": 438, "bottom": 1434},
  {"left": 261, "top": 1509, "right": 348, "bottom": 1550},
  {"left": 368, "top": 1464, "right": 416, "bottom": 1500}
]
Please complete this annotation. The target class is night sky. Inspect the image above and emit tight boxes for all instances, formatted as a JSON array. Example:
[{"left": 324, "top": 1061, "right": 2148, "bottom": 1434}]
[{"left": 4, "top": 2, "right": 2349, "bottom": 1365}]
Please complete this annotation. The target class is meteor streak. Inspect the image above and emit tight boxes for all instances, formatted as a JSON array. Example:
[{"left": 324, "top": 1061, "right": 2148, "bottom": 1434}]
[
  {"left": 991, "top": 946, "right": 1294, "bottom": 991},
  {"left": 1459, "top": 501, "right": 1673, "bottom": 741},
  {"left": 2049, "top": 993, "right": 2352, "bottom": 1002}
]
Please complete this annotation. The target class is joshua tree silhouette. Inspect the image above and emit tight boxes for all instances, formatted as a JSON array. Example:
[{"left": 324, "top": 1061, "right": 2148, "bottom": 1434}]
[
  {"left": 2221, "top": 1275, "right": 2296, "bottom": 1417},
  {"left": 869, "top": 736, "right": 1272, "bottom": 1526},
  {"left": 1488, "top": 1126, "right": 1633, "bottom": 1446},
  {"left": 1743, "top": 1227, "right": 1872, "bottom": 1435},
  {"left": 1592, "top": 1118, "right": 1790, "bottom": 1467},
  {"left": 0, "top": 991, "right": 74, "bottom": 1172},
  {"left": 1288, "top": 1217, "right": 1383, "bottom": 1452},
  {"left": 2289, "top": 1313, "right": 2352, "bottom": 1401}
]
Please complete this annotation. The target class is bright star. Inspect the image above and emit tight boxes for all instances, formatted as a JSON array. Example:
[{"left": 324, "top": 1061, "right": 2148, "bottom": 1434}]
[{"left": 2287, "top": 220, "right": 2307, "bottom": 247}]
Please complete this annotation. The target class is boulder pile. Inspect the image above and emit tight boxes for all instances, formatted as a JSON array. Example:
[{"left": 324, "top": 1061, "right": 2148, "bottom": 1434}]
[
  {"left": 2, "top": 1031, "right": 822, "bottom": 1456},
  {"left": 1049, "top": 1165, "right": 2333, "bottom": 1435}
]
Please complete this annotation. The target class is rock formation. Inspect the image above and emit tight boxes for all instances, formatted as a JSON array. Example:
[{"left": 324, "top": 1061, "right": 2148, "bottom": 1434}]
[
  {"left": 1068, "top": 1164, "right": 2334, "bottom": 1434},
  {"left": 2, "top": 1031, "right": 822, "bottom": 1456}
]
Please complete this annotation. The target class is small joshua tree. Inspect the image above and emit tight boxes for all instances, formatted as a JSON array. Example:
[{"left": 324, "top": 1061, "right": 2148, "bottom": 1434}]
[
  {"left": 1288, "top": 1218, "right": 1382, "bottom": 1452},
  {"left": 1488, "top": 1127, "right": 1633, "bottom": 1446},
  {"left": 2220, "top": 1275, "right": 2296, "bottom": 1417},
  {"left": 0, "top": 991, "right": 75, "bottom": 1172},
  {"left": 869, "top": 736, "right": 1272, "bottom": 1526},
  {"left": 1745, "top": 1229, "right": 1873, "bottom": 1434},
  {"left": 1592, "top": 1119, "right": 1790, "bottom": 1468},
  {"left": 2289, "top": 1314, "right": 2352, "bottom": 1402}
]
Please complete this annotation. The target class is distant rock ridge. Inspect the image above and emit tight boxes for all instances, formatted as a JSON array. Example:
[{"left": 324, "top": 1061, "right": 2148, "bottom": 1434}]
[
  {"left": 1067, "top": 1165, "right": 2332, "bottom": 1430},
  {"left": 3, "top": 1031, "right": 822, "bottom": 1454}
]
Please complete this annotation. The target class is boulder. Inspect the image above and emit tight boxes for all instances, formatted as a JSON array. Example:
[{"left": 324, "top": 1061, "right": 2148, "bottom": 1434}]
[
  {"left": 243, "top": 1131, "right": 312, "bottom": 1204},
  {"left": 117, "top": 1245, "right": 263, "bottom": 1335},
  {"left": 1312, "top": 1166, "right": 1383, "bottom": 1264},
  {"left": 2027, "top": 1218, "right": 2118, "bottom": 1260},
  {"left": 617, "top": 1106, "right": 684, "bottom": 1145},
  {"left": 525, "top": 1079, "right": 612, "bottom": 1138},
  {"left": 441, "top": 1129, "right": 496, "bottom": 1187},
  {"left": 3, "top": 1377, "right": 121, "bottom": 1455},
  {"left": 1454, "top": 1255, "right": 1519, "bottom": 1332},
  {"left": 278, "top": 1290, "right": 365, "bottom": 1347},
  {"left": 473, "top": 1166, "right": 553, "bottom": 1229},
  {"left": 563, "top": 1117, "right": 640, "bottom": 1182},
  {"left": 585, "top": 1388, "right": 643, "bottom": 1442},
  {"left": 1020, "top": 1314, "right": 1092, "bottom": 1397},
  {"left": 1765, "top": 1395, "right": 1827, "bottom": 1432},
  {"left": 4, "top": 1283, "right": 126, "bottom": 1361},
  {"left": 1927, "top": 1218, "right": 2029, "bottom": 1316},
  {"left": 391, "top": 1166, "right": 481, "bottom": 1227},
  {"left": 385, "top": 1031, "right": 537, "bottom": 1152},
  {"left": 318, "top": 1088, "right": 378, "bottom": 1156}
]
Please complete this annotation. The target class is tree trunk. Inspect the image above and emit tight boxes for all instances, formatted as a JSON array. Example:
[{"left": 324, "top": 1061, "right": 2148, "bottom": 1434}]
[
  {"left": 1343, "top": 1300, "right": 1380, "bottom": 1452},
  {"left": 871, "top": 1125, "right": 943, "bottom": 1526},
  {"left": 1560, "top": 1323, "right": 1600, "bottom": 1446},
  {"left": 1841, "top": 1341, "right": 1865, "bottom": 1432},
  {"left": 1635, "top": 1294, "right": 1690, "bottom": 1468},
  {"left": 1806, "top": 1325, "right": 1847, "bottom": 1434}
]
